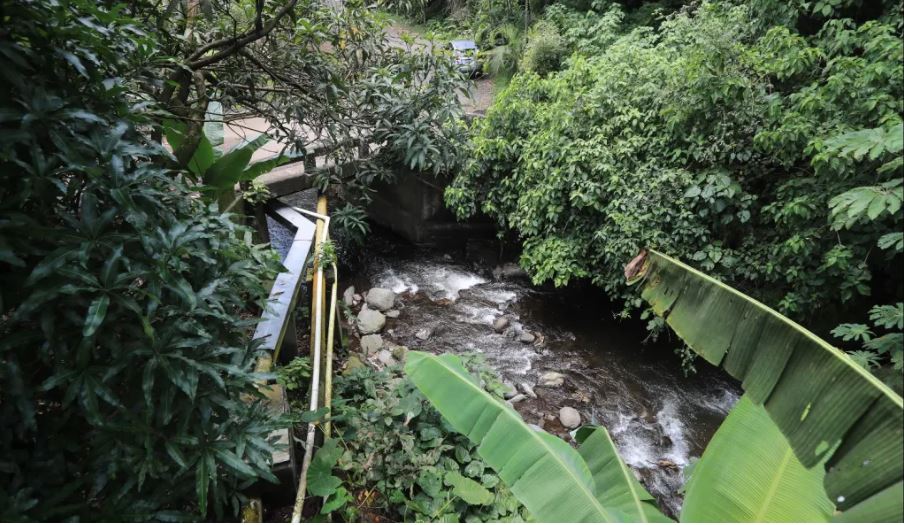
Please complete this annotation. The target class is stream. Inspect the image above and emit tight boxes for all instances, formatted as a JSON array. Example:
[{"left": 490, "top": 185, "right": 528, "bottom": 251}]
[{"left": 268, "top": 195, "right": 740, "bottom": 517}]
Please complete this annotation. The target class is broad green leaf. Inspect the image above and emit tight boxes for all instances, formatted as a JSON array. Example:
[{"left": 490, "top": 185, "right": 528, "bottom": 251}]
[
  {"left": 203, "top": 134, "right": 270, "bottom": 189},
  {"left": 445, "top": 471, "right": 493, "bottom": 505},
  {"left": 196, "top": 456, "right": 209, "bottom": 517},
  {"left": 307, "top": 438, "right": 343, "bottom": 498},
  {"left": 163, "top": 119, "right": 217, "bottom": 179},
  {"left": 83, "top": 294, "right": 109, "bottom": 336},
  {"left": 629, "top": 249, "right": 903, "bottom": 517},
  {"left": 575, "top": 426, "right": 672, "bottom": 522},
  {"left": 214, "top": 449, "right": 256, "bottom": 478},
  {"left": 681, "top": 395, "right": 833, "bottom": 522},
  {"left": 405, "top": 351, "right": 621, "bottom": 522},
  {"left": 833, "top": 481, "right": 904, "bottom": 523}
]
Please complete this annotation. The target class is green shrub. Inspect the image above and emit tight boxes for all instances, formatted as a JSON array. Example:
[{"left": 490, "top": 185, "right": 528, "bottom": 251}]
[
  {"left": 0, "top": 1, "right": 281, "bottom": 520},
  {"left": 327, "top": 357, "right": 527, "bottom": 521},
  {"left": 448, "top": 0, "right": 903, "bottom": 338},
  {"left": 520, "top": 21, "right": 568, "bottom": 76}
]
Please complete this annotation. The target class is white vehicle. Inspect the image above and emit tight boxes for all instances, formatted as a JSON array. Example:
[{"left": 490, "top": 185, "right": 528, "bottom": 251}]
[{"left": 449, "top": 39, "right": 482, "bottom": 77}]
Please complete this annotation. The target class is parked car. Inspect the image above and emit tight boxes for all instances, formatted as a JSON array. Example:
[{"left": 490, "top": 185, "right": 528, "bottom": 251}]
[{"left": 449, "top": 39, "right": 482, "bottom": 77}]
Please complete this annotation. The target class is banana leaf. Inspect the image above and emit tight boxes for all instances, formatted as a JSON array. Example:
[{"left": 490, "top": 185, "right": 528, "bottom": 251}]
[
  {"left": 405, "top": 351, "right": 622, "bottom": 522},
  {"left": 575, "top": 426, "right": 672, "bottom": 522},
  {"left": 681, "top": 395, "right": 834, "bottom": 522},
  {"left": 203, "top": 134, "right": 277, "bottom": 190},
  {"left": 627, "top": 249, "right": 903, "bottom": 518}
]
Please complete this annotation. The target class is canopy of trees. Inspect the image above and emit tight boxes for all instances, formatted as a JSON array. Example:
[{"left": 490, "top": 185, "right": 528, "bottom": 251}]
[{"left": 445, "top": 0, "right": 903, "bottom": 379}]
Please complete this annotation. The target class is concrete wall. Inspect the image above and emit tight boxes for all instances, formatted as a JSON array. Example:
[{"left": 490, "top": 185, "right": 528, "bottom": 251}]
[{"left": 366, "top": 167, "right": 495, "bottom": 246}]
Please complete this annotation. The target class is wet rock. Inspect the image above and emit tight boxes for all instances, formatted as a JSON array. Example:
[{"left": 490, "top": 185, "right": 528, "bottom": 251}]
[
  {"left": 366, "top": 287, "right": 396, "bottom": 311},
  {"left": 433, "top": 297, "right": 453, "bottom": 306},
  {"left": 503, "top": 383, "right": 518, "bottom": 399},
  {"left": 534, "top": 418, "right": 546, "bottom": 430},
  {"left": 518, "top": 382, "right": 538, "bottom": 399},
  {"left": 493, "top": 262, "right": 529, "bottom": 280},
  {"left": 343, "top": 354, "right": 365, "bottom": 375},
  {"left": 559, "top": 407, "right": 581, "bottom": 429},
  {"left": 493, "top": 317, "right": 509, "bottom": 332},
  {"left": 391, "top": 345, "right": 409, "bottom": 361},
  {"left": 545, "top": 413, "right": 557, "bottom": 422},
  {"left": 343, "top": 286, "right": 355, "bottom": 305},
  {"left": 385, "top": 309, "right": 400, "bottom": 318},
  {"left": 357, "top": 307, "right": 386, "bottom": 335},
  {"left": 509, "top": 394, "right": 527, "bottom": 404},
  {"left": 360, "top": 334, "right": 383, "bottom": 355},
  {"left": 518, "top": 331, "right": 536, "bottom": 344},
  {"left": 376, "top": 349, "right": 396, "bottom": 367},
  {"left": 353, "top": 293, "right": 362, "bottom": 303},
  {"left": 415, "top": 327, "right": 433, "bottom": 341},
  {"left": 657, "top": 459, "right": 678, "bottom": 470},
  {"left": 539, "top": 371, "right": 566, "bottom": 387},
  {"left": 659, "top": 434, "right": 673, "bottom": 448}
]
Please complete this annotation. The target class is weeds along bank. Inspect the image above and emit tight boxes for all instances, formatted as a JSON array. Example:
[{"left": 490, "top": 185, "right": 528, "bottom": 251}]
[{"left": 442, "top": 0, "right": 903, "bottom": 384}]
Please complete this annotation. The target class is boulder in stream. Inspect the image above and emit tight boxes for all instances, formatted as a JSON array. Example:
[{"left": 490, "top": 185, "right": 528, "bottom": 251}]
[
  {"left": 366, "top": 287, "right": 397, "bottom": 311},
  {"left": 385, "top": 309, "right": 401, "bottom": 318},
  {"left": 415, "top": 327, "right": 433, "bottom": 341},
  {"left": 357, "top": 307, "right": 386, "bottom": 334},
  {"left": 539, "top": 371, "right": 566, "bottom": 387},
  {"left": 343, "top": 354, "right": 366, "bottom": 376},
  {"left": 558, "top": 406, "right": 581, "bottom": 429},
  {"left": 391, "top": 345, "right": 409, "bottom": 361},
  {"left": 376, "top": 349, "right": 396, "bottom": 367},
  {"left": 360, "top": 334, "right": 383, "bottom": 355},
  {"left": 493, "top": 317, "right": 509, "bottom": 332},
  {"left": 509, "top": 394, "right": 527, "bottom": 404},
  {"left": 343, "top": 286, "right": 356, "bottom": 305},
  {"left": 518, "top": 382, "right": 538, "bottom": 399},
  {"left": 503, "top": 383, "right": 518, "bottom": 399},
  {"left": 518, "top": 331, "right": 536, "bottom": 344}
]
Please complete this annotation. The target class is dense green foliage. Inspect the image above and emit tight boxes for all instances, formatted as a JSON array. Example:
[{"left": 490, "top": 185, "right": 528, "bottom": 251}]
[
  {"left": 0, "top": 1, "right": 284, "bottom": 519},
  {"left": 0, "top": 0, "right": 470, "bottom": 519},
  {"left": 324, "top": 357, "right": 528, "bottom": 521},
  {"left": 446, "top": 0, "right": 903, "bottom": 373}
]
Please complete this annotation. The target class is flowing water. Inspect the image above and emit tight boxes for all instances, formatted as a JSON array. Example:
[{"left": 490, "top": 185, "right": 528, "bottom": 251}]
[{"left": 268, "top": 205, "right": 740, "bottom": 517}]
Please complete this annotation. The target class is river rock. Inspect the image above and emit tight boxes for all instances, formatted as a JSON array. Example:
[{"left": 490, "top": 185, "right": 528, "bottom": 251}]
[
  {"left": 493, "top": 262, "right": 529, "bottom": 280},
  {"left": 353, "top": 293, "right": 362, "bottom": 302},
  {"left": 518, "top": 331, "right": 536, "bottom": 344},
  {"left": 366, "top": 287, "right": 396, "bottom": 311},
  {"left": 559, "top": 407, "right": 581, "bottom": 429},
  {"left": 415, "top": 327, "right": 433, "bottom": 341},
  {"left": 493, "top": 317, "right": 509, "bottom": 332},
  {"left": 509, "top": 394, "right": 527, "bottom": 404},
  {"left": 657, "top": 459, "right": 678, "bottom": 470},
  {"left": 518, "top": 382, "right": 538, "bottom": 399},
  {"left": 360, "top": 334, "right": 383, "bottom": 354},
  {"left": 357, "top": 307, "right": 386, "bottom": 334},
  {"left": 343, "top": 286, "right": 355, "bottom": 305},
  {"left": 343, "top": 354, "right": 365, "bottom": 376},
  {"left": 503, "top": 382, "right": 518, "bottom": 399},
  {"left": 385, "top": 309, "right": 400, "bottom": 318},
  {"left": 391, "top": 345, "right": 409, "bottom": 361},
  {"left": 376, "top": 349, "right": 396, "bottom": 367},
  {"left": 539, "top": 371, "right": 566, "bottom": 387}
]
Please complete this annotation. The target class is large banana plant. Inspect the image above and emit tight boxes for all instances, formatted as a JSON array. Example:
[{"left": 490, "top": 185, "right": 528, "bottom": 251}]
[
  {"left": 406, "top": 352, "right": 839, "bottom": 522},
  {"left": 164, "top": 120, "right": 293, "bottom": 209},
  {"left": 626, "top": 249, "right": 903, "bottom": 521}
]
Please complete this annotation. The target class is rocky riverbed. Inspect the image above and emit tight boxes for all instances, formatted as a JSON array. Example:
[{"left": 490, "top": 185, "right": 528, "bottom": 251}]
[{"left": 336, "top": 244, "right": 740, "bottom": 517}]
